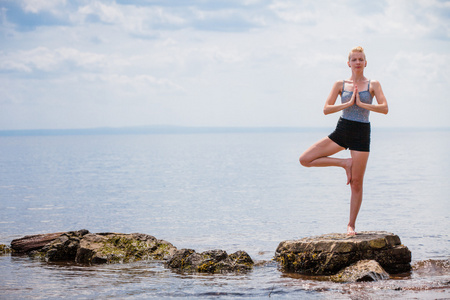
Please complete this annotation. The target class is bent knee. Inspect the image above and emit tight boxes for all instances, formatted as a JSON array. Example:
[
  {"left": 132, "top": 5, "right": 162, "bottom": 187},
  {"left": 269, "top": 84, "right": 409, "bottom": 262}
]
[{"left": 299, "top": 154, "right": 311, "bottom": 167}]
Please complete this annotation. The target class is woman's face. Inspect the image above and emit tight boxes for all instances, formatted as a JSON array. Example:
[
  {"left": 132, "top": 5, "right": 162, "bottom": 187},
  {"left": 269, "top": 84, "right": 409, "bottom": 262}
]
[{"left": 348, "top": 52, "right": 367, "bottom": 70}]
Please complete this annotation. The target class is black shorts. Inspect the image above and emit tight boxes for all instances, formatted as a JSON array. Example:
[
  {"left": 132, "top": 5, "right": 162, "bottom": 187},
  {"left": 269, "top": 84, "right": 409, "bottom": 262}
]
[{"left": 328, "top": 117, "right": 371, "bottom": 152}]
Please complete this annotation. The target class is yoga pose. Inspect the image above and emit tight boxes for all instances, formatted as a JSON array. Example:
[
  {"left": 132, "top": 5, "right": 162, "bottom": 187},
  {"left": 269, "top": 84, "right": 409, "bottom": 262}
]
[{"left": 299, "top": 46, "right": 388, "bottom": 236}]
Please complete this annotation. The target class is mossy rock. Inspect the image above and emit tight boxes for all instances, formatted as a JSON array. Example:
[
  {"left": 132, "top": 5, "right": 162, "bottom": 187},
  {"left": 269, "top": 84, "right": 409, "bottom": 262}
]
[
  {"left": 0, "top": 244, "right": 12, "bottom": 255},
  {"left": 275, "top": 231, "right": 411, "bottom": 275},
  {"left": 75, "top": 233, "right": 177, "bottom": 264},
  {"left": 167, "top": 249, "right": 254, "bottom": 274},
  {"left": 11, "top": 230, "right": 177, "bottom": 265}
]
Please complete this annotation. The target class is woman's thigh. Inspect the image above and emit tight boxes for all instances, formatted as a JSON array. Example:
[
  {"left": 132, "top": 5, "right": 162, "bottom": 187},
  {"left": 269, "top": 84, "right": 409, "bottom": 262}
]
[
  {"left": 300, "top": 137, "right": 345, "bottom": 163},
  {"left": 350, "top": 150, "right": 370, "bottom": 181}
]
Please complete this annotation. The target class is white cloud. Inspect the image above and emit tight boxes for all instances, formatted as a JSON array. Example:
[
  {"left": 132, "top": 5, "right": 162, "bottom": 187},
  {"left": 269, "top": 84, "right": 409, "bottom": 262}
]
[
  {"left": 83, "top": 73, "right": 185, "bottom": 92},
  {"left": 386, "top": 51, "right": 450, "bottom": 84},
  {"left": 77, "top": 1, "right": 124, "bottom": 24},
  {"left": 371, "top": 0, "right": 450, "bottom": 39},
  {"left": 0, "top": 47, "right": 113, "bottom": 73},
  {"left": 21, "top": 0, "right": 66, "bottom": 14},
  {"left": 268, "top": 1, "right": 317, "bottom": 24}
]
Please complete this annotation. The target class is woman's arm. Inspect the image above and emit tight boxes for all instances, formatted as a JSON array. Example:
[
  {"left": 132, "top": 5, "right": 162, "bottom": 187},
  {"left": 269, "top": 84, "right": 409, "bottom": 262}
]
[
  {"left": 356, "top": 80, "right": 388, "bottom": 114},
  {"left": 323, "top": 80, "right": 355, "bottom": 115}
]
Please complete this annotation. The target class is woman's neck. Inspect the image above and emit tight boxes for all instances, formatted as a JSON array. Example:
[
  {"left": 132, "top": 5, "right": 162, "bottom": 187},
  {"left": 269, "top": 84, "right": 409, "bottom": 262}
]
[{"left": 350, "top": 73, "right": 366, "bottom": 82}]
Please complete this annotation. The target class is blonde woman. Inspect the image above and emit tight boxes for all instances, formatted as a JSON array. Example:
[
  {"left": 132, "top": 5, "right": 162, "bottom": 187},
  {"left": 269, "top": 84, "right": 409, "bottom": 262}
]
[{"left": 299, "top": 46, "right": 388, "bottom": 236}]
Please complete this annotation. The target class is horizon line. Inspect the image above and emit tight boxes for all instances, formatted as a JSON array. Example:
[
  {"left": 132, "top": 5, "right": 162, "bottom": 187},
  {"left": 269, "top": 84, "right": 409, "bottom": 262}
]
[{"left": 0, "top": 125, "right": 448, "bottom": 136}]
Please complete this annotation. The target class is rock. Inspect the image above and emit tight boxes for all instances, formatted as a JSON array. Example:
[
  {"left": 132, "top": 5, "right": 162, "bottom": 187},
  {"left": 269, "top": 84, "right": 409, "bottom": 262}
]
[
  {"left": 38, "top": 229, "right": 90, "bottom": 261},
  {"left": 330, "top": 260, "right": 390, "bottom": 282},
  {"left": 75, "top": 232, "right": 177, "bottom": 264},
  {"left": 166, "top": 249, "right": 254, "bottom": 273},
  {"left": 275, "top": 231, "right": 411, "bottom": 275},
  {"left": 10, "top": 232, "right": 65, "bottom": 253},
  {"left": 10, "top": 230, "right": 177, "bottom": 265}
]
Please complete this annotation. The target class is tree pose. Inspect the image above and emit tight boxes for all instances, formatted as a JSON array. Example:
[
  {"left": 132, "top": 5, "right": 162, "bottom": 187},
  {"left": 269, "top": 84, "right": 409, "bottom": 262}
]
[{"left": 299, "top": 46, "right": 388, "bottom": 236}]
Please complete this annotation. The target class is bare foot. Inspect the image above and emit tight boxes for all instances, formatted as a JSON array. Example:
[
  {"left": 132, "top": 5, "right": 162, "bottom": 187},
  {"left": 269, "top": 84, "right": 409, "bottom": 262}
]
[
  {"left": 344, "top": 158, "right": 353, "bottom": 185},
  {"left": 347, "top": 225, "right": 357, "bottom": 236}
]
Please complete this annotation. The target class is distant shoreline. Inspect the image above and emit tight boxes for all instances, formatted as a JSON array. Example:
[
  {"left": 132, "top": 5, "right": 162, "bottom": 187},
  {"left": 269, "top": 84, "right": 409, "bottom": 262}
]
[
  {"left": 0, "top": 126, "right": 448, "bottom": 137},
  {"left": 0, "top": 126, "right": 326, "bottom": 136}
]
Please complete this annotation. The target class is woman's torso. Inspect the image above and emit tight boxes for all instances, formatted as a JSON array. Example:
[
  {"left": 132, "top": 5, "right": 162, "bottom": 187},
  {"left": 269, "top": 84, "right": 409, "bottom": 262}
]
[{"left": 340, "top": 80, "right": 373, "bottom": 123}]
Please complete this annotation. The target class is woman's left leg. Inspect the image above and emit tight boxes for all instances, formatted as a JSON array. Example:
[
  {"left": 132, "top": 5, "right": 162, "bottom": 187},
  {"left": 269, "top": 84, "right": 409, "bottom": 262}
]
[{"left": 347, "top": 150, "right": 370, "bottom": 235}]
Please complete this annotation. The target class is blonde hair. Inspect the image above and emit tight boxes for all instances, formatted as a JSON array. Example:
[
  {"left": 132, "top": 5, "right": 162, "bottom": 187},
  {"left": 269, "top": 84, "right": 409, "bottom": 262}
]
[{"left": 348, "top": 46, "right": 365, "bottom": 61}]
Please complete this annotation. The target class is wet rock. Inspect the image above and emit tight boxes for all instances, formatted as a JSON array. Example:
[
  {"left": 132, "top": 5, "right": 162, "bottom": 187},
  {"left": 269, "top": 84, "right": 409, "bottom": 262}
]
[
  {"left": 331, "top": 260, "right": 390, "bottom": 283},
  {"left": 10, "top": 232, "right": 65, "bottom": 253},
  {"left": 37, "top": 229, "right": 90, "bottom": 261},
  {"left": 75, "top": 232, "right": 177, "bottom": 264},
  {"left": 275, "top": 231, "right": 411, "bottom": 275},
  {"left": 10, "top": 230, "right": 177, "bottom": 264},
  {"left": 166, "top": 249, "right": 254, "bottom": 273}
]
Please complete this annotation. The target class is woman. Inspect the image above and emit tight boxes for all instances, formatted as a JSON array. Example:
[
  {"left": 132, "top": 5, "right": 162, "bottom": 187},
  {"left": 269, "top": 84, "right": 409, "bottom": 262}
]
[{"left": 299, "top": 46, "right": 388, "bottom": 236}]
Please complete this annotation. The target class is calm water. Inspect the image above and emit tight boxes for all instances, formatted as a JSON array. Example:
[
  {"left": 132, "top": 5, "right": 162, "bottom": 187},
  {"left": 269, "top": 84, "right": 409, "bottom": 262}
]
[{"left": 0, "top": 129, "right": 449, "bottom": 299}]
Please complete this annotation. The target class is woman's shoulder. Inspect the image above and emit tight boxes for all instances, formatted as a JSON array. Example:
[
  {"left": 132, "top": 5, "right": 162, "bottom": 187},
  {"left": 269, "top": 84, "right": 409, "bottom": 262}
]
[
  {"left": 332, "top": 80, "right": 345, "bottom": 94},
  {"left": 333, "top": 80, "right": 345, "bottom": 88},
  {"left": 369, "top": 79, "right": 382, "bottom": 90}
]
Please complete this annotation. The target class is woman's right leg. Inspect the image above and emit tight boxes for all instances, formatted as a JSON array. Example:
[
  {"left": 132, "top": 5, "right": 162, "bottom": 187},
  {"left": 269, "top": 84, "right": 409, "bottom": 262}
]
[{"left": 299, "top": 137, "right": 352, "bottom": 184}]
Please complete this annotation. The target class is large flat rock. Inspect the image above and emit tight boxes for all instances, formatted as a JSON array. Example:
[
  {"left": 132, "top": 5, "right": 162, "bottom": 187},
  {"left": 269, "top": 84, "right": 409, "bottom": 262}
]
[
  {"left": 10, "top": 230, "right": 177, "bottom": 264},
  {"left": 275, "top": 231, "right": 411, "bottom": 275}
]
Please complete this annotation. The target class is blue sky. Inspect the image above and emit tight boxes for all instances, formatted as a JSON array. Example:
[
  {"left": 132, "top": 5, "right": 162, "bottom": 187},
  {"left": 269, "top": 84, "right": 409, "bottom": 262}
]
[{"left": 0, "top": 0, "right": 449, "bottom": 130}]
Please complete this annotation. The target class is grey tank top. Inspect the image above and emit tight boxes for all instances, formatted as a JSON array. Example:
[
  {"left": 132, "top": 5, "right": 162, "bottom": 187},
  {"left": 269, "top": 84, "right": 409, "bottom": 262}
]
[{"left": 341, "top": 80, "right": 373, "bottom": 123}]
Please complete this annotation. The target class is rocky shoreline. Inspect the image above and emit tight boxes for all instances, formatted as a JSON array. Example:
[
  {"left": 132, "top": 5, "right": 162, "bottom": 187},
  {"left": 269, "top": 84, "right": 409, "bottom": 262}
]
[{"left": 1, "top": 230, "right": 412, "bottom": 283}]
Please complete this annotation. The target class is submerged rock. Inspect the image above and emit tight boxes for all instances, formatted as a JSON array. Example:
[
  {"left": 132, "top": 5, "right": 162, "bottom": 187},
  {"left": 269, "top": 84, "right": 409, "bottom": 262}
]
[
  {"left": 331, "top": 260, "right": 390, "bottom": 283},
  {"left": 275, "top": 231, "right": 411, "bottom": 275},
  {"left": 166, "top": 249, "right": 254, "bottom": 273}
]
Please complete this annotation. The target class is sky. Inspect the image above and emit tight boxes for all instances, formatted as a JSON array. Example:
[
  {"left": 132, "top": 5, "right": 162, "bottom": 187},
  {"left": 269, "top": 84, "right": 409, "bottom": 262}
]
[{"left": 0, "top": 0, "right": 449, "bottom": 130}]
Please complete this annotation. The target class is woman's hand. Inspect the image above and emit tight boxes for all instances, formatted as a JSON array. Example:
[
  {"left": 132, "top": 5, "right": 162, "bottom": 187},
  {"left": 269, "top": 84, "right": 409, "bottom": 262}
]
[
  {"left": 354, "top": 84, "right": 362, "bottom": 106},
  {"left": 343, "top": 84, "right": 357, "bottom": 108}
]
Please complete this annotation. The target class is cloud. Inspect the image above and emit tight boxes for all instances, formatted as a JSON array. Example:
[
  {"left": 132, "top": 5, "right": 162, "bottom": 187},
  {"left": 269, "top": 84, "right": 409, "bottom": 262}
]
[
  {"left": 21, "top": 0, "right": 67, "bottom": 14},
  {"left": 1, "top": 0, "right": 70, "bottom": 31},
  {"left": 268, "top": 1, "right": 317, "bottom": 25},
  {"left": 2, "top": 0, "right": 274, "bottom": 36},
  {"left": 0, "top": 47, "right": 113, "bottom": 73},
  {"left": 379, "top": 0, "right": 450, "bottom": 39},
  {"left": 83, "top": 73, "right": 184, "bottom": 93},
  {"left": 386, "top": 51, "right": 450, "bottom": 84},
  {"left": 3, "top": 0, "right": 449, "bottom": 39}
]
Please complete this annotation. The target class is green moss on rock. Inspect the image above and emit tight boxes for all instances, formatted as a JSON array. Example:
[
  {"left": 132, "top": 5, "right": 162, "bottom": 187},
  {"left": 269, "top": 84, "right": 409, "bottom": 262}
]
[
  {"left": 275, "top": 231, "right": 411, "bottom": 275},
  {"left": 167, "top": 249, "right": 254, "bottom": 274},
  {"left": 0, "top": 244, "right": 11, "bottom": 254}
]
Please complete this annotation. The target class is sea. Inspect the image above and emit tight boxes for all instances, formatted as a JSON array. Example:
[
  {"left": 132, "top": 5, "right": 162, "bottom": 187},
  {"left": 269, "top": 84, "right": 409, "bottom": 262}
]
[{"left": 0, "top": 127, "right": 449, "bottom": 299}]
